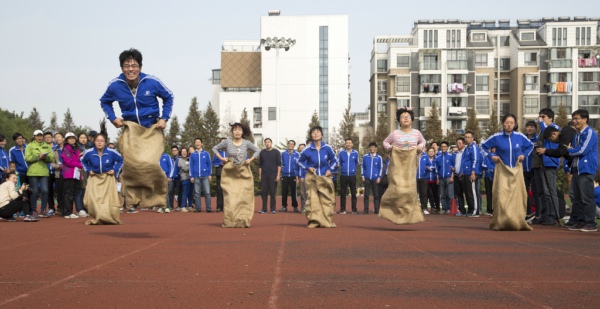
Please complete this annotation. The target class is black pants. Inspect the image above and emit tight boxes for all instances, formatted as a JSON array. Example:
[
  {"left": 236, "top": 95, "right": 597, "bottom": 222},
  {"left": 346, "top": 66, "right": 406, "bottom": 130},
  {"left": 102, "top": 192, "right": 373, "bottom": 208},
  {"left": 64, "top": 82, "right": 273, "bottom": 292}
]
[
  {"left": 455, "top": 175, "right": 476, "bottom": 215},
  {"left": 427, "top": 182, "right": 440, "bottom": 211},
  {"left": 47, "top": 173, "right": 56, "bottom": 211},
  {"left": 339, "top": 175, "right": 357, "bottom": 212},
  {"left": 62, "top": 178, "right": 78, "bottom": 216},
  {"left": 281, "top": 176, "right": 298, "bottom": 207},
  {"left": 0, "top": 198, "right": 27, "bottom": 219},
  {"left": 364, "top": 179, "right": 379, "bottom": 212},
  {"left": 261, "top": 173, "right": 277, "bottom": 212},
  {"left": 417, "top": 179, "right": 429, "bottom": 210},
  {"left": 484, "top": 177, "right": 493, "bottom": 214},
  {"left": 54, "top": 176, "right": 63, "bottom": 213},
  {"left": 215, "top": 166, "right": 223, "bottom": 210}
]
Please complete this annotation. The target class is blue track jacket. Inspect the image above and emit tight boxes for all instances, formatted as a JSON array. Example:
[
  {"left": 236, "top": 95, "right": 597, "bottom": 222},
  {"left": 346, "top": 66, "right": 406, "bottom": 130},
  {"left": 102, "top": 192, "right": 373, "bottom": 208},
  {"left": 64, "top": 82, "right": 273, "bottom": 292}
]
[
  {"left": 281, "top": 150, "right": 300, "bottom": 177},
  {"left": 481, "top": 131, "right": 534, "bottom": 168},
  {"left": 159, "top": 153, "right": 173, "bottom": 178},
  {"left": 297, "top": 142, "right": 337, "bottom": 178},
  {"left": 435, "top": 151, "right": 454, "bottom": 179},
  {"left": 568, "top": 125, "right": 598, "bottom": 175},
  {"left": 338, "top": 149, "right": 359, "bottom": 177},
  {"left": 190, "top": 149, "right": 212, "bottom": 178},
  {"left": 8, "top": 145, "right": 28, "bottom": 175},
  {"left": 482, "top": 152, "right": 496, "bottom": 180},
  {"left": 524, "top": 134, "right": 537, "bottom": 172},
  {"left": 538, "top": 122, "right": 560, "bottom": 168},
  {"left": 361, "top": 153, "right": 383, "bottom": 180},
  {"left": 100, "top": 72, "right": 174, "bottom": 128},
  {"left": 462, "top": 142, "right": 482, "bottom": 175},
  {"left": 81, "top": 147, "right": 123, "bottom": 178}
]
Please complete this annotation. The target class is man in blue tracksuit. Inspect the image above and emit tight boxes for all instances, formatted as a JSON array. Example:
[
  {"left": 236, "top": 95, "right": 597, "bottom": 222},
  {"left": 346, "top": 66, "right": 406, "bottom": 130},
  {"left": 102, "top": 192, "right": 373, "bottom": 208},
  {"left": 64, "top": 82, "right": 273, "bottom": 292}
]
[
  {"left": 417, "top": 150, "right": 432, "bottom": 214},
  {"left": 523, "top": 121, "right": 539, "bottom": 220},
  {"left": 168, "top": 146, "right": 181, "bottom": 211},
  {"left": 566, "top": 109, "right": 598, "bottom": 232},
  {"left": 9, "top": 133, "right": 28, "bottom": 187},
  {"left": 296, "top": 142, "right": 308, "bottom": 213},
  {"left": 435, "top": 141, "right": 454, "bottom": 214},
  {"left": 460, "top": 132, "right": 481, "bottom": 217},
  {"left": 337, "top": 138, "right": 359, "bottom": 214},
  {"left": 281, "top": 140, "right": 300, "bottom": 212},
  {"left": 190, "top": 138, "right": 212, "bottom": 212},
  {"left": 159, "top": 151, "right": 173, "bottom": 213},
  {"left": 361, "top": 142, "right": 382, "bottom": 214}
]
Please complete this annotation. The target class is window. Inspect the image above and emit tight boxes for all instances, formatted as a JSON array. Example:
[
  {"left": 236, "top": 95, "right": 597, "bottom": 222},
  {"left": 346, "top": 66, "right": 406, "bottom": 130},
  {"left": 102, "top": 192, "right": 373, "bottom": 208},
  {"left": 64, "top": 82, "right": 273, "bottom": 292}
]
[
  {"left": 476, "top": 98, "right": 490, "bottom": 114},
  {"left": 475, "top": 53, "right": 488, "bottom": 67},
  {"left": 495, "top": 58, "right": 510, "bottom": 70},
  {"left": 521, "top": 32, "right": 535, "bottom": 41},
  {"left": 212, "top": 69, "right": 221, "bottom": 84},
  {"left": 478, "top": 120, "right": 489, "bottom": 133},
  {"left": 420, "top": 74, "right": 441, "bottom": 93},
  {"left": 576, "top": 27, "right": 592, "bottom": 46},
  {"left": 423, "top": 30, "right": 438, "bottom": 48},
  {"left": 377, "top": 59, "right": 388, "bottom": 72},
  {"left": 524, "top": 52, "right": 537, "bottom": 66},
  {"left": 579, "top": 96, "right": 600, "bottom": 114},
  {"left": 472, "top": 33, "right": 486, "bottom": 42},
  {"left": 494, "top": 79, "right": 510, "bottom": 93},
  {"left": 552, "top": 27, "right": 567, "bottom": 46},
  {"left": 549, "top": 72, "right": 572, "bottom": 83},
  {"left": 447, "top": 50, "right": 467, "bottom": 69},
  {"left": 377, "top": 103, "right": 387, "bottom": 114},
  {"left": 253, "top": 107, "right": 262, "bottom": 123},
  {"left": 579, "top": 72, "right": 600, "bottom": 91},
  {"left": 397, "top": 98, "right": 410, "bottom": 108},
  {"left": 395, "top": 76, "right": 410, "bottom": 93},
  {"left": 268, "top": 107, "right": 276, "bottom": 120},
  {"left": 523, "top": 97, "right": 539, "bottom": 114},
  {"left": 548, "top": 96, "right": 572, "bottom": 114},
  {"left": 448, "top": 97, "right": 463, "bottom": 107},
  {"left": 446, "top": 29, "right": 462, "bottom": 48},
  {"left": 449, "top": 120, "right": 465, "bottom": 131},
  {"left": 419, "top": 98, "right": 441, "bottom": 117},
  {"left": 448, "top": 74, "right": 467, "bottom": 83},
  {"left": 423, "top": 53, "right": 439, "bottom": 70},
  {"left": 397, "top": 55, "right": 410, "bottom": 68},
  {"left": 492, "top": 36, "right": 510, "bottom": 46},
  {"left": 524, "top": 75, "right": 538, "bottom": 91},
  {"left": 377, "top": 80, "right": 387, "bottom": 95},
  {"left": 476, "top": 75, "right": 489, "bottom": 92},
  {"left": 500, "top": 102, "right": 510, "bottom": 116}
]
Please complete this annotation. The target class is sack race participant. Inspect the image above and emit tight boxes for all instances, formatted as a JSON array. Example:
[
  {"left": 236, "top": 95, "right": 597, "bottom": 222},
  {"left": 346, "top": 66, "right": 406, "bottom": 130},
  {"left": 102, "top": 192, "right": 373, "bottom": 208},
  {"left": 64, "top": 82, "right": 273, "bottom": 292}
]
[
  {"left": 100, "top": 48, "right": 173, "bottom": 211},
  {"left": 213, "top": 122, "right": 259, "bottom": 228},
  {"left": 298, "top": 126, "right": 338, "bottom": 228},
  {"left": 489, "top": 161, "right": 532, "bottom": 231},
  {"left": 82, "top": 123, "right": 124, "bottom": 225},
  {"left": 379, "top": 107, "right": 426, "bottom": 225}
]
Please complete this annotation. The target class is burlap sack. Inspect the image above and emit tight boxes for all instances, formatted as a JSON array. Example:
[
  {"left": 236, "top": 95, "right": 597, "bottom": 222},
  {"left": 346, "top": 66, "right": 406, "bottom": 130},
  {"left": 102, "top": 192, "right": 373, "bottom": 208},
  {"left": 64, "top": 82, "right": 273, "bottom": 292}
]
[
  {"left": 378, "top": 147, "right": 425, "bottom": 225},
  {"left": 305, "top": 172, "right": 336, "bottom": 228},
  {"left": 489, "top": 161, "right": 532, "bottom": 231},
  {"left": 84, "top": 173, "right": 122, "bottom": 225},
  {"left": 118, "top": 121, "right": 167, "bottom": 208},
  {"left": 221, "top": 162, "right": 254, "bottom": 228}
]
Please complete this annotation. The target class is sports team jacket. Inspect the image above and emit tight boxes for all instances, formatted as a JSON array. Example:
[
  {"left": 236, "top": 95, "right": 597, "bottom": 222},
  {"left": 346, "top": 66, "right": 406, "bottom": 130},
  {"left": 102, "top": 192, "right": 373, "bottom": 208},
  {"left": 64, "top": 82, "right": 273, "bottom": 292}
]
[
  {"left": 417, "top": 153, "right": 430, "bottom": 180},
  {"left": 337, "top": 148, "right": 359, "bottom": 177},
  {"left": 189, "top": 149, "right": 212, "bottom": 178},
  {"left": 159, "top": 153, "right": 173, "bottom": 179},
  {"left": 81, "top": 147, "right": 123, "bottom": 178},
  {"left": 480, "top": 130, "right": 534, "bottom": 168},
  {"left": 297, "top": 142, "right": 337, "bottom": 178},
  {"left": 523, "top": 134, "right": 537, "bottom": 172},
  {"left": 461, "top": 141, "right": 482, "bottom": 176},
  {"left": 361, "top": 153, "right": 383, "bottom": 181},
  {"left": 532, "top": 122, "right": 560, "bottom": 168},
  {"left": 435, "top": 151, "right": 454, "bottom": 179},
  {"left": 481, "top": 152, "right": 496, "bottom": 180},
  {"left": 9, "top": 145, "right": 27, "bottom": 175},
  {"left": 568, "top": 125, "right": 598, "bottom": 175},
  {"left": 100, "top": 72, "right": 174, "bottom": 128},
  {"left": 281, "top": 150, "right": 300, "bottom": 177}
]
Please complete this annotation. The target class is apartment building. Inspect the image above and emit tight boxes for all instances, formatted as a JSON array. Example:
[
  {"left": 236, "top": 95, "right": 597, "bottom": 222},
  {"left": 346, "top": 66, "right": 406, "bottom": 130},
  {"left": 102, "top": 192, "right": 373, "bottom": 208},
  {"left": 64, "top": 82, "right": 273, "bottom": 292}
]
[{"left": 370, "top": 17, "right": 600, "bottom": 135}]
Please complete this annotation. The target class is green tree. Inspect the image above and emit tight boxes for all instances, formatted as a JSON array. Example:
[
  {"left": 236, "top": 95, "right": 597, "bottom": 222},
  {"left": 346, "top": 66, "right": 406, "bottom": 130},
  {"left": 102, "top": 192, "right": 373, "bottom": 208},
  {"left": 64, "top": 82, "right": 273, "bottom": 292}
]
[
  {"left": 239, "top": 108, "right": 254, "bottom": 144},
  {"left": 180, "top": 97, "right": 204, "bottom": 149},
  {"left": 28, "top": 107, "right": 45, "bottom": 131},
  {"left": 445, "top": 129, "right": 459, "bottom": 146},
  {"left": 486, "top": 106, "right": 501, "bottom": 138},
  {"left": 422, "top": 100, "right": 442, "bottom": 143},
  {"left": 360, "top": 126, "right": 374, "bottom": 154},
  {"left": 61, "top": 108, "right": 76, "bottom": 133},
  {"left": 165, "top": 115, "right": 181, "bottom": 149},
  {"left": 465, "top": 107, "right": 481, "bottom": 142},
  {"left": 202, "top": 101, "right": 221, "bottom": 152},
  {"left": 335, "top": 106, "right": 360, "bottom": 150},
  {"left": 555, "top": 104, "right": 569, "bottom": 129},
  {"left": 0, "top": 108, "right": 33, "bottom": 149},
  {"left": 374, "top": 114, "right": 389, "bottom": 157},
  {"left": 48, "top": 112, "right": 60, "bottom": 133},
  {"left": 306, "top": 110, "right": 320, "bottom": 141}
]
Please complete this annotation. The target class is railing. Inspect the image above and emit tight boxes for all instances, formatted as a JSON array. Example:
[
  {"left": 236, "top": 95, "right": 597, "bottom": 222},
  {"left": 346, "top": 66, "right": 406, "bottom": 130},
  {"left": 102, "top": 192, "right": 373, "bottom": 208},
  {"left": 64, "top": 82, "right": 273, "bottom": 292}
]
[
  {"left": 549, "top": 59, "right": 572, "bottom": 68},
  {"left": 579, "top": 82, "right": 599, "bottom": 91},
  {"left": 421, "top": 83, "right": 441, "bottom": 93},
  {"left": 447, "top": 61, "right": 467, "bottom": 70},
  {"left": 577, "top": 57, "right": 599, "bottom": 68},
  {"left": 448, "top": 107, "right": 467, "bottom": 117},
  {"left": 420, "top": 62, "right": 440, "bottom": 70}
]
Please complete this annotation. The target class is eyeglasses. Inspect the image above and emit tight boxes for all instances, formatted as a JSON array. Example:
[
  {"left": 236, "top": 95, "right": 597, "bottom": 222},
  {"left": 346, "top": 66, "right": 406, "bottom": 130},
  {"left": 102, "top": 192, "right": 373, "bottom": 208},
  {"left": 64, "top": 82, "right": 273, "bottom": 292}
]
[
  {"left": 572, "top": 117, "right": 583, "bottom": 121},
  {"left": 122, "top": 64, "right": 140, "bottom": 69},
  {"left": 400, "top": 116, "right": 411, "bottom": 119}
]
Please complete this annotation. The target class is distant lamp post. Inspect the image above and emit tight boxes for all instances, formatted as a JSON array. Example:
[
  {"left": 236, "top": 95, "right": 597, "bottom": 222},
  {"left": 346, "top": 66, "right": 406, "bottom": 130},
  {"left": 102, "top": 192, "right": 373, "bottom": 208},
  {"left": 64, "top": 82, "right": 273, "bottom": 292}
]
[{"left": 260, "top": 37, "right": 296, "bottom": 145}]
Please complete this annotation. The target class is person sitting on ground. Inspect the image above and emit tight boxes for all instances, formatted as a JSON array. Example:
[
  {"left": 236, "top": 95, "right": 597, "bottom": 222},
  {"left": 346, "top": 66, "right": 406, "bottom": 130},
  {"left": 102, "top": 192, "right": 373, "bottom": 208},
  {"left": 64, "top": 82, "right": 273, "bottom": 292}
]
[{"left": 0, "top": 172, "right": 34, "bottom": 222}]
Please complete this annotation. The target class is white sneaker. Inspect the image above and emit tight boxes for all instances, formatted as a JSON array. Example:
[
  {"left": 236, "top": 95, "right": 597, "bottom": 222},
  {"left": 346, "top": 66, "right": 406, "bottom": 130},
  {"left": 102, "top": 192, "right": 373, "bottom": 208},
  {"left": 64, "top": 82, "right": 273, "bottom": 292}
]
[
  {"left": 78, "top": 210, "right": 88, "bottom": 217},
  {"left": 157, "top": 208, "right": 164, "bottom": 213},
  {"left": 164, "top": 208, "right": 171, "bottom": 213},
  {"left": 65, "top": 213, "right": 79, "bottom": 219},
  {"left": 423, "top": 210, "right": 430, "bottom": 215}
]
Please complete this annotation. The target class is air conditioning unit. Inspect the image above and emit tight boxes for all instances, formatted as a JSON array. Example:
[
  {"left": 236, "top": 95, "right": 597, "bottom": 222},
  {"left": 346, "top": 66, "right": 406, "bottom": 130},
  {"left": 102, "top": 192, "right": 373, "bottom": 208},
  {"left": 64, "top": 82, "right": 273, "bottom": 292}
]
[
  {"left": 377, "top": 95, "right": 387, "bottom": 103},
  {"left": 448, "top": 107, "right": 467, "bottom": 116}
]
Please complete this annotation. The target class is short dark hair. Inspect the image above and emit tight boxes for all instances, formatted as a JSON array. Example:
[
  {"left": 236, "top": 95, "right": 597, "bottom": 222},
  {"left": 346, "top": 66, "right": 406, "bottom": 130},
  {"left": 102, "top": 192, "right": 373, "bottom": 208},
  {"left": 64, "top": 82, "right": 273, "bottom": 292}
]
[
  {"left": 298, "top": 143, "right": 306, "bottom": 148},
  {"left": 305, "top": 139, "right": 311, "bottom": 144},
  {"left": 0, "top": 134, "right": 5, "bottom": 143},
  {"left": 543, "top": 126, "right": 560, "bottom": 138},
  {"left": 288, "top": 140, "right": 296, "bottom": 145},
  {"left": 54, "top": 132, "right": 64, "bottom": 138},
  {"left": 525, "top": 120, "right": 537, "bottom": 129},
  {"left": 368, "top": 142, "right": 377, "bottom": 148},
  {"left": 430, "top": 141, "right": 439, "bottom": 147},
  {"left": 572, "top": 109, "right": 590, "bottom": 122},
  {"left": 230, "top": 122, "right": 252, "bottom": 138},
  {"left": 440, "top": 141, "right": 449, "bottom": 147},
  {"left": 539, "top": 108, "right": 555, "bottom": 121},
  {"left": 43, "top": 131, "right": 53, "bottom": 137},
  {"left": 12, "top": 133, "right": 23, "bottom": 141},
  {"left": 310, "top": 126, "right": 323, "bottom": 136},
  {"left": 396, "top": 108, "right": 414, "bottom": 122},
  {"left": 264, "top": 138, "right": 272, "bottom": 143},
  {"left": 427, "top": 147, "right": 435, "bottom": 152},
  {"left": 6, "top": 171, "right": 16, "bottom": 179},
  {"left": 119, "top": 48, "right": 143, "bottom": 67},
  {"left": 501, "top": 113, "right": 519, "bottom": 131},
  {"left": 456, "top": 137, "right": 466, "bottom": 144},
  {"left": 464, "top": 131, "right": 474, "bottom": 137},
  {"left": 344, "top": 138, "right": 353, "bottom": 143},
  {"left": 171, "top": 145, "right": 179, "bottom": 150},
  {"left": 194, "top": 137, "right": 202, "bottom": 143}
]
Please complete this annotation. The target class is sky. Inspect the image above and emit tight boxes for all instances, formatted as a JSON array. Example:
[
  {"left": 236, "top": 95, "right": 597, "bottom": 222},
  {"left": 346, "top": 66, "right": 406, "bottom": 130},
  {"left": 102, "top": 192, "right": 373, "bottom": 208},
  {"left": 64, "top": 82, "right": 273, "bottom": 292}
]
[{"left": 0, "top": 0, "right": 591, "bottom": 138}]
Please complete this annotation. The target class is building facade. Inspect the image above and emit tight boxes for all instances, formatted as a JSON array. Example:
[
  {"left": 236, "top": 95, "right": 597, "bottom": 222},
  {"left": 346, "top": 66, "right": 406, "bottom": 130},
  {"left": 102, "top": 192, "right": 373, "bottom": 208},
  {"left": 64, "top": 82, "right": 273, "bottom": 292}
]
[
  {"left": 213, "top": 13, "right": 349, "bottom": 145},
  {"left": 370, "top": 17, "right": 600, "bottom": 136}
]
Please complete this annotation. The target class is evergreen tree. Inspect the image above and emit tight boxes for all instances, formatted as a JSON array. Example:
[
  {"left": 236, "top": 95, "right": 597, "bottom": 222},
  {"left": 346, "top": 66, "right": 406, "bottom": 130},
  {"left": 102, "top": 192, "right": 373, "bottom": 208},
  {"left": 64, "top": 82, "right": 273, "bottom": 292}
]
[
  {"left": 48, "top": 112, "right": 60, "bottom": 133},
  {"left": 240, "top": 108, "right": 254, "bottom": 144},
  {"left": 422, "top": 100, "right": 443, "bottom": 143},
  {"left": 180, "top": 97, "right": 204, "bottom": 149},
  {"left": 374, "top": 114, "right": 389, "bottom": 157},
  {"left": 28, "top": 107, "right": 45, "bottom": 131},
  {"left": 465, "top": 107, "right": 481, "bottom": 142},
  {"left": 202, "top": 101, "right": 221, "bottom": 152},
  {"left": 306, "top": 110, "right": 320, "bottom": 141},
  {"left": 445, "top": 129, "right": 459, "bottom": 146},
  {"left": 165, "top": 115, "right": 181, "bottom": 148},
  {"left": 486, "top": 106, "right": 502, "bottom": 138},
  {"left": 555, "top": 104, "right": 569, "bottom": 129},
  {"left": 0, "top": 108, "right": 33, "bottom": 149},
  {"left": 360, "top": 126, "right": 374, "bottom": 154},
  {"left": 337, "top": 106, "right": 360, "bottom": 150},
  {"left": 61, "top": 108, "right": 76, "bottom": 133}
]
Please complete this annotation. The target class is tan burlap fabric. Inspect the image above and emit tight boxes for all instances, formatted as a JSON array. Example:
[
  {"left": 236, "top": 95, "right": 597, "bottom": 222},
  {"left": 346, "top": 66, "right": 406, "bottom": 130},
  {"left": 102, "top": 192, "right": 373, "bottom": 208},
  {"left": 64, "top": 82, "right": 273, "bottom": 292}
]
[
  {"left": 378, "top": 147, "right": 424, "bottom": 225},
  {"left": 305, "top": 172, "right": 336, "bottom": 228},
  {"left": 489, "top": 161, "right": 532, "bottom": 231},
  {"left": 84, "top": 173, "right": 122, "bottom": 225},
  {"left": 221, "top": 162, "right": 254, "bottom": 228},
  {"left": 118, "top": 121, "right": 167, "bottom": 208}
]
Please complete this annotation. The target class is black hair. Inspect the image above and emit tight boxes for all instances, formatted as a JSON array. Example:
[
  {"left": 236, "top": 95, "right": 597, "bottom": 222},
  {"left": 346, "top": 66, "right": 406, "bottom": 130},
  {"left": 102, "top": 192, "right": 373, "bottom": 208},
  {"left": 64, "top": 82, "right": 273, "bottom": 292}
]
[
  {"left": 440, "top": 141, "right": 449, "bottom": 147},
  {"left": 96, "top": 119, "right": 108, "bottom": 143},
  {"left": 501, "top": 113, "right": 519, "bottom": 131},
  {"left": 464, "top": 131, "right": 474, "bottom": 137},
  {"left": 6, "top": 171, "right": 16, "bottom": 179},
  {"left": 310, "top": 126, "right": 323, "bottom": 136},
  {"left": 344, "top": 138, "right": 353, "bottom": 143},
  {"left": 539, "top": 108, "right": 555, "bottom": 121},
  {"left": 288, "top": 140, "right": 296, "bottom": 145},
  {"left": 568, "top": 120, "right": 575, "bottom": 127},
  {"left": 77, "top": 132, "right": 88, "bottom": 140},
  {"left": 43, "top": 131, "right": 53, "bottom": 137},
  {"left": 396, "top": 108, "right": 414, "bottom": 122},
  {"left": 230, "top": 122, "right": 252, "bottom": 138},
  {"left": 305, "top": 139, "right": 311, "bottom": 144},
  {"left": 427, "top": 147, "right": 435, "bottom": 152},
  {"left": 171, "top": 145, "right": 179, "bottom": 150},
  {"left": 430, "top": 141, "right": 439, "bottom": 147},
  {"left": 368, "top": 142, "right": 377, "bottom": 148},
  {"left": 54, "top": 132, "right": 64, "bottom": 138},
  {"left": 12, "top": 133, "right": 23, "bottom": 141},
  {"left": 264, "top": 138, "right": 272, "bottom": 143},
  {"left": 298, "top": 143, "right": 306, "bottom": 148},
  {"left": 456, "top": 137, "right": 466, "bottom": 144},
  {"left": 0, "top": 134, "right": 5, "bottom": 143},
  {"left": 543, "top": 126, "right": 560, "bottom": 139},
  {"left": 194, "top": 137, "right": 203, "bottom": 143},
  {"left": 572, "top": 109, "right": 590, "bottom": 121},
  {"left": 119, "top": 48, "right": 143, "bottom": 68},
  {"left": 525, "top": 120, "right": 537, "bottom": 129}
]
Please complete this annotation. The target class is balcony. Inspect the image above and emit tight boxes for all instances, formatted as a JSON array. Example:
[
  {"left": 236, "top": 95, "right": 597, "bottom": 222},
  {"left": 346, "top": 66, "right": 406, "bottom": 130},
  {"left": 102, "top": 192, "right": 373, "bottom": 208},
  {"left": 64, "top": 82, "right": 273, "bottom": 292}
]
[
  {"left": 448, "top": 107, "right": 467, "bottom": 117},
  {"left": 579, "top": 82, "right": 599, "bottom": 91},
  {"left": 578, "top": 57, "right": 600, "bottom": 68},
  {"left": 447, "top": 60, "right": 468, "bottom": 70},
  {"left": 549, "top": 59, "right": 572, "bottom": 68},
  {"left": 421, "top": 83, "right": 441, "bottom": 94},
  {"left": 447, "top": 83, "right": 467, "bottom": 93},
  {"left": 420, "top": 62, "right": 440, "bottom": 70}
]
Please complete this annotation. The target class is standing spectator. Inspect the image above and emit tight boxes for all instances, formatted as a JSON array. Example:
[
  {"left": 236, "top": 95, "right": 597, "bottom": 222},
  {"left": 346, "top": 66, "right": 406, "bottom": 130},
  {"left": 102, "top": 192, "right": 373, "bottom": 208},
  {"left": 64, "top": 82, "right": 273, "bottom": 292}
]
[
  {"left": 0, "top": 134, "right": 9, "bottom": 182},
  {"left": 464, "top": 131, "right": 483, "bottom": 216},
  {"left": 25, "top": 130, "right": 54, "bottom": 217},
  {"left": 190, "top": 138, "right": 212, "bottom": 212},
  {"left": 296, "top": 143, "right": 308, "bottom": 213},
  {"left": 74, "top": 133, "right": 90, "bottom": 217},
  {"left": 566, "top": 110, "right": 598, "bottom": 232},
  {"left": 50, "top": 133, "right": 65, "bottom": 216},
  {"left": 159, "top": 151, "right": 173, "bottom": 213},
  {"left": 435, "top": 141, "right": 454, "bottom": 214},
  {"left": 177, "top": 148, "right": 192, "bottom": 212},
  {"left": 425, "top": 148, "right": 439, "bottom": 213},
  {"left": 523, "top": 121, "right": 539, "bottom": 222},
  {"left": 61, "top": 132, "right": 83, "bottom": 218},
  {"left": 166, "top": 145, "right": 180, "bottom": 212},
  {"left": 259, "top": 138, "right": 281, "bottom": 214},
  {"left": 361, "top": 142, "right": 382, "bottom": 214},
  {"left": 86, "top": 130, "right": 98, "bottom": 149},
  {"left": 452, "top": 137, "right": 469, "bottom": 216},
  {"left": 212, "top": 137, "right": 227, "bottom": 212},
  {"left": 43, "top": 132, "right": 57, "bottom": 216},
  {"left": 9, "top": 133, "right": 28, "bottom": 192},
  {"left": 481, "top": 147, "right": 496, "bottom": 216},
  {"left": 281, "top": 140, "right": 299, "bottom": 212},
  {"left": 337, "top": 138, "right": 359, "bottom": 214},
  {"left": 0, "top": 172, "right": 33, "bottom": 221}
]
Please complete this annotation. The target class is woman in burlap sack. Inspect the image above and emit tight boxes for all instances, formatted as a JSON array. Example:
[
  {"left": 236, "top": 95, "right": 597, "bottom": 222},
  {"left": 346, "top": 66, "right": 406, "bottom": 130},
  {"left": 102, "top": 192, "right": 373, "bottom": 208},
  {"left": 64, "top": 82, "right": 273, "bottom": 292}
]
[
  {"left": 81, "top": 123, "right": 124, "bottom": 225},
  {"left": 379, "top": 107, "right": 426, "bottom": 225},
  {"left": 212, "top": 122, "right": 259, "bottom": 228},
  {"left": 297, "top": 126, "right": 338, "bottom": 228},
  {"left": 480, "top": 114, "right": 534, "bottom": 231}
]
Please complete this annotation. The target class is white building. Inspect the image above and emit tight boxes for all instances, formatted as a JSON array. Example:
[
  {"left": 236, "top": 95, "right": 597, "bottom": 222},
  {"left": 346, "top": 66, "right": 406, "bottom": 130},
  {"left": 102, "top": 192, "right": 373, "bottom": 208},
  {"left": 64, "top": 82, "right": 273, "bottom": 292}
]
[{"left": 212, "top": 12, "right": 349, "bottom": 146}]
